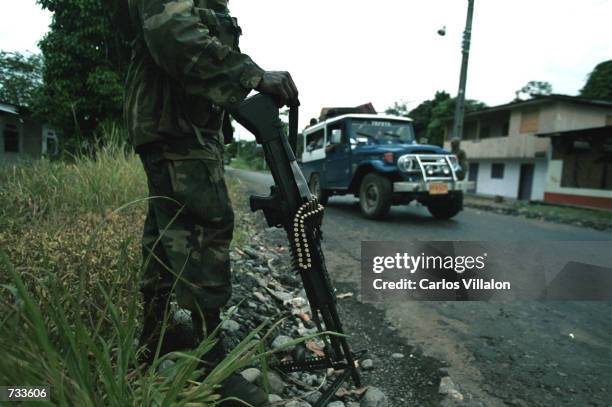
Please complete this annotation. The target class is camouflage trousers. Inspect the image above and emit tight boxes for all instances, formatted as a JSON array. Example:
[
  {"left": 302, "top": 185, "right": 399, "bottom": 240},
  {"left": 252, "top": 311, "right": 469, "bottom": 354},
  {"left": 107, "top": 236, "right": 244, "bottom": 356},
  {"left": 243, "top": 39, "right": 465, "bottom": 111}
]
[{"left": 138, "top": 135, "right": 234, "bottom": 313}]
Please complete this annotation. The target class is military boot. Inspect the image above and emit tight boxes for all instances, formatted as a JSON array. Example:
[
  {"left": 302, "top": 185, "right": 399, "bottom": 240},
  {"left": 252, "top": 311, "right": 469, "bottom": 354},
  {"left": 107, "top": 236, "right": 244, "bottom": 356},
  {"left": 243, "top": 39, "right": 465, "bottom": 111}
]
[
  {"left": 192, "top": 310, "right": 268, "bottom": 407},
  {"left": 138, "top": 290, "right": 188, "bottom": 366}
]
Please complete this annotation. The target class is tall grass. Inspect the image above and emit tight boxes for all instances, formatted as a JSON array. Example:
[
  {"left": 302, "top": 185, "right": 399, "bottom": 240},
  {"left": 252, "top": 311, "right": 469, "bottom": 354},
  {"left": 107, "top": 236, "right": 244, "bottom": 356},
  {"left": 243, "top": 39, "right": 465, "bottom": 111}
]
[
  {"left": 0, "top": 127, "right": 146, "bottom": 228},
  {"left": 0, "top": 131, "right": 295, "bottom": 406}
]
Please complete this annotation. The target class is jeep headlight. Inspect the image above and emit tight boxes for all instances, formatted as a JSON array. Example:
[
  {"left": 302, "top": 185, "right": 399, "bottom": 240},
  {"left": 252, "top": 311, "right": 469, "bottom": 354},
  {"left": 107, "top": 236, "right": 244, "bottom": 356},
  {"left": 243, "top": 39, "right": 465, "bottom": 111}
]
[{"left": 398, "top": 155, "right": 418, "bottom": 172}]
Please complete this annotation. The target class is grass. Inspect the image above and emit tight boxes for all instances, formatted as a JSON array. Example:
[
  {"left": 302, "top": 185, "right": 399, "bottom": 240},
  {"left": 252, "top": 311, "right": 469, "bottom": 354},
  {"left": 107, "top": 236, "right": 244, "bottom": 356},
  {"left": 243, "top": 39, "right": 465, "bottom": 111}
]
[
  {"left": 464, "top": 194, "right": 612, "bottom": 229},
  {"left": 0, "top": 131, "right": 297, "bottom": 406},
  {"left": 227, "top": 156, "right": 267, "bottom": 172}
]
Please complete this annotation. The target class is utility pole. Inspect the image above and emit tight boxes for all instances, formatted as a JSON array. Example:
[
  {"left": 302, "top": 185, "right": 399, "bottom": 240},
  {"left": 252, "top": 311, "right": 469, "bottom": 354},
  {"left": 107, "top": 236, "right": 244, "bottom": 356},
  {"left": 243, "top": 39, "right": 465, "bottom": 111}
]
[{"left": 451, "top": 0, "right": 475, "bottom": 140}]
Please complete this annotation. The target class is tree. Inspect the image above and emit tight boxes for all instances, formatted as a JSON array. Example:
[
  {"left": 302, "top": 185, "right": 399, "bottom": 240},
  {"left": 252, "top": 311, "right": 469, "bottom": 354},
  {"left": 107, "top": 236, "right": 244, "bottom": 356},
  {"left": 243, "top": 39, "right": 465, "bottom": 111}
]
[
  {"left": 514, "top": 81, "right": 553, "bottom": 100},
  {"left": 34, "top": 0, "right": 131, "bottom": 143},
  {"left": 0, "top": 51, "right": 43, "bottom": 107},
  {"left": 410, "top": 91, "right": 451, "bottom": 141},
  {"left": 385, "top": 91, "right": 487, "bottom": 146},
  {"left": 425, "top": 97, "right": 486, "bottom": 146},
  {"left": 385, "top": 92, "right": 451, "bottom": 142},
  {"left": 580, "top": 60, "right": 612, "bottom": 101},
  {"left": 385, "top": 101, "right": 411, "bottom": 117}
]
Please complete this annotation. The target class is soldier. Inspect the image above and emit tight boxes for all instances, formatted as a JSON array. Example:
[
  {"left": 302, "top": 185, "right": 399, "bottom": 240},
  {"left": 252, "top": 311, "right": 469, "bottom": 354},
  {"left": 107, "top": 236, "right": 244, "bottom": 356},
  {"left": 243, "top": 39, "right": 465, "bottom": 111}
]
[
  {"left": 122, "top": 0, "right": 298, "bottom": 405},
  {"left": 450, "top": 137, "right": 468, "bottom": 180}
]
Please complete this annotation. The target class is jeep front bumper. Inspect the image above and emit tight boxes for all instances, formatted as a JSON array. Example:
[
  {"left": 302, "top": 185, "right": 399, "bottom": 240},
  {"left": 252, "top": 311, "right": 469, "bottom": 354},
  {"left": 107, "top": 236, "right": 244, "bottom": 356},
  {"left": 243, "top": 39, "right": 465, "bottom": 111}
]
[{"left": 393, "top": 180, "right": 474, "bottom": 193}]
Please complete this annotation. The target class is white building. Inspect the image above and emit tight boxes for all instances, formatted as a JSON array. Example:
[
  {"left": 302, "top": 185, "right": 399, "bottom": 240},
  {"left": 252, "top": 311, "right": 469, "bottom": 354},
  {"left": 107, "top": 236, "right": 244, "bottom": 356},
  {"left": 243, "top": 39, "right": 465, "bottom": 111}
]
[
  {"left": 0, "top": 101, "right": 59, "bottom": 162},
  {"left": 444, "top": 95, "right": 612, "bottom": 209}
]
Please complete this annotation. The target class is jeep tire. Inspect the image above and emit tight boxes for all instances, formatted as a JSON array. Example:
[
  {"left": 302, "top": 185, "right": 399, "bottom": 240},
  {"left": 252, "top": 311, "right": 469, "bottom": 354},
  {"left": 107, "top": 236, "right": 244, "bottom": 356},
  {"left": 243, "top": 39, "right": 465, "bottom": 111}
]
[
  {"left": 309, "top": 173, "right": 329, "bottom": 205},
  {"left": 427, "top": 192, "right": 463, "bottom": 219},
  {"left": 359, "top": 173, "right": 392, "bottom": 219}
]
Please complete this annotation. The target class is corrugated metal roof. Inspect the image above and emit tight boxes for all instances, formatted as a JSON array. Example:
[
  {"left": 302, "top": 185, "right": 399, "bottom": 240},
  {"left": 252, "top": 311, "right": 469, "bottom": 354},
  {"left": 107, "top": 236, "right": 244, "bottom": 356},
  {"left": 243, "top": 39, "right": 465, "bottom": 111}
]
[
  {"left": 445, "top": 94, "right": 612, "bottom": 122},
  {"left": 0, "top": 102, "right": 19, "bottom": 115}
]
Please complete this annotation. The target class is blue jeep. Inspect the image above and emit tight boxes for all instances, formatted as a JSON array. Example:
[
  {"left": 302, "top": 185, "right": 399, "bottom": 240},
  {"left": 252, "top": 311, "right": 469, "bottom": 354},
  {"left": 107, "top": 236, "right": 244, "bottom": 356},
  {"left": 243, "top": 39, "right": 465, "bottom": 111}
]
[{"left": 299, "top": 113, "right": 469, "bottom": 219}]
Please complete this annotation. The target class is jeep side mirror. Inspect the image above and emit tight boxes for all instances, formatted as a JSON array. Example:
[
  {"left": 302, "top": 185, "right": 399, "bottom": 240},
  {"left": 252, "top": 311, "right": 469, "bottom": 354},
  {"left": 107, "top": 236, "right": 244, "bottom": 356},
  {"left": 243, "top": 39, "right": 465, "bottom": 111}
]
[{"left": 330, "top": 129, "right": 342, "bottom": 145}]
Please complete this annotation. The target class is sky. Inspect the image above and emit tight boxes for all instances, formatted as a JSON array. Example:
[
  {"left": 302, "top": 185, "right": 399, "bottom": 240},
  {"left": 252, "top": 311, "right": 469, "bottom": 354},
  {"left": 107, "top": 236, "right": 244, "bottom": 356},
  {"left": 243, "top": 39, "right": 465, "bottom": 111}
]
[{"left": 1, "top": 0, "right": 611, "bottom": 140}]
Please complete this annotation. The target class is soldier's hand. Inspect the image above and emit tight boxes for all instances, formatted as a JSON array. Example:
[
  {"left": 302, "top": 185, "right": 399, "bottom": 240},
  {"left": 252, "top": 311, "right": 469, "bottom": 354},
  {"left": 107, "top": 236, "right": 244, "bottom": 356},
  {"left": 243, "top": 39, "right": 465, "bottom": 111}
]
[{"left": 256, "top": 71, "right": 298, "bottom": 106}]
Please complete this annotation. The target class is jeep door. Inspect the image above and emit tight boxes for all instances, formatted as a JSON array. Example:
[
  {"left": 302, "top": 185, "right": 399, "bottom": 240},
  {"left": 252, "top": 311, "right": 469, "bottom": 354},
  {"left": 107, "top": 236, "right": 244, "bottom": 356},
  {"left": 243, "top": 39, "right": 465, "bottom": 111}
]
[
  {"left": 301, "top": 128, "right": 326, "bottom": 185},
  {"left": 325, "top": 121, "right": 352, "bottom": 188}
]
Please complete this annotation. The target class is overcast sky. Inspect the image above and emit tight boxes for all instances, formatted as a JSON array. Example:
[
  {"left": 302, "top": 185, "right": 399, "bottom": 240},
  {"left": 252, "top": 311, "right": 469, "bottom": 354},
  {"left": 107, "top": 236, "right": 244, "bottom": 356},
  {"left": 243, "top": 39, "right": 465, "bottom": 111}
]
[{"left": 1, "top": 0, "right": 611, "bottom": 139}]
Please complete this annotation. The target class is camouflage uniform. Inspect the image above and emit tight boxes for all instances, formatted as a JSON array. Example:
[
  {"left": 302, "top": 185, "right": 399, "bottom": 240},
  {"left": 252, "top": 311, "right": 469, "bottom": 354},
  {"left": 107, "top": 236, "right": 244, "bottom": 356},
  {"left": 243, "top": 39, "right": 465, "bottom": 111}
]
[
  {"left": 455, "top": 148, "right": 468, "bottom": 172},
  {"left": 451, "top": 139, "right": 468, "bottom": 181},
  {"left": 124, "top": 0, "right": 264, "bottom": 314}
]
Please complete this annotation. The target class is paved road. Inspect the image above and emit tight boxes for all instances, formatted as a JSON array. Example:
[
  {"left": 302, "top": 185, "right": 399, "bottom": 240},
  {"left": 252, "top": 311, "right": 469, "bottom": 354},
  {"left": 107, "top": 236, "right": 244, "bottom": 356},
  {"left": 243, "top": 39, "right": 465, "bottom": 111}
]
[{"left": 230, "top": 168, "right": 612, "bottom": 407}]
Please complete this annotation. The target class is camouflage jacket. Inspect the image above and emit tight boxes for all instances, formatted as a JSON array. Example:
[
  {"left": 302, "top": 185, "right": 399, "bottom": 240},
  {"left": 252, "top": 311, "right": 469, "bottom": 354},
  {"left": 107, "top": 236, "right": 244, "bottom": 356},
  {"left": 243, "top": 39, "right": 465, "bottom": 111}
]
[
  {"left": 455, "top": 149, "right": 468, "bottom": 171},
  {"left": 124, "top": 0, "right": 264, "bottom": 149}
]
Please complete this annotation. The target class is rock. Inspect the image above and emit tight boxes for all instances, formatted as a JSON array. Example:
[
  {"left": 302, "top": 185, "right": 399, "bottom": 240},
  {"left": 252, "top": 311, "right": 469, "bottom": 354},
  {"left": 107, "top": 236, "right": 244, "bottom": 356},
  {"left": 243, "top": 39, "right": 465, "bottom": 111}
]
[
  {"left": 508, "top": 398, "right": 529, "bottom": 407},
  {"left": 268, "top": 394, "right": 283, "bottom": 403},
  {"left": 227, "top": 305, "right": 239, "bottom": 316},
  {"left": 272, "top": 290, "right": 293, "bottom": 303},
  {"left": 272, "top": 335, "right": 296, "bottom": 352},
  {"left": 347, "top": 403, "right": 360, "bottom": 407},
  {"left": 262, "top": 371, "right": 286, "bottom": 395},
  {"left": 360, "top": 387, "right": 388, "bottom": 407},
  {"left": 391, "top": 353, "right": 404, "bottom": 359},
  {"left": 439, "top": 377, "right": 464, "bottom": 401},
  {"left": 438, "top": 367, "right": 450, "bottom": 376},
  {"left": 285, "top": 401, "right": 311, "bottom": 407},
  {"left": 221, "top": 319, "right": 240, "bottom": 333},
  {"left": 304, "top": 391, "right": 323, "bottom": 405},
  {"left": 361, "top": 358, "right": 374, "bottom": 371},
  {"left": 327, "top": 402, "right": 345, "bottom": 407},
  {"left": 447, "top": 390, "right": 464, "bottom": 401},
  {"left": 241, "top": 367, "right": 261, "bottom": 384},
  {"left": 438, "top": 376, "right": 455, "bottom": 394},
  {"left": 289, "top": 296, "right": 308, "bottom": 307},
  {"left": 157, "top": 360, "right": 177, "bottom": 379},
  {"left": 243, "top": 247, "right": 259, "bottom": 259},
  {"left": 173, "top": 308, "right": 191, "bottom": 325},
  {"left": 302, "top": 373, "right": 319, "bottom": 386}
]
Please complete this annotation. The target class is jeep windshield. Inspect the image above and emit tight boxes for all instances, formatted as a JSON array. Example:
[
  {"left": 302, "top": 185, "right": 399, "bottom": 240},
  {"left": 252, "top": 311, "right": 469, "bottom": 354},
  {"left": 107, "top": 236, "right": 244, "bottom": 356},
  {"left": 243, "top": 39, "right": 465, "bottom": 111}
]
[{"left": 350, "top": 119, "right": 415, "bottom": 146}]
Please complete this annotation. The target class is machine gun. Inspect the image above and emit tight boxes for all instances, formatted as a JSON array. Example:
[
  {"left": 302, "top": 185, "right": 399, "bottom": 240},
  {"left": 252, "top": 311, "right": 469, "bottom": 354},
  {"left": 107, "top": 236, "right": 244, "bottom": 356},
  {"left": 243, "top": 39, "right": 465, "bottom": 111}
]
[{"left": 231, "top": 94, "right": 364, "bottom": 406}]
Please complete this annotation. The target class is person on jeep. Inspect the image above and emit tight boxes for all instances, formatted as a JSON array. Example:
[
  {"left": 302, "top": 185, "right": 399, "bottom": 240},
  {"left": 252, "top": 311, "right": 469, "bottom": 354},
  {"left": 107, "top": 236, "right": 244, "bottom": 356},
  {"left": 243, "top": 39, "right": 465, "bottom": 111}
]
[{"left": 121, "top": 0, "right": 297, "bottom": 405}]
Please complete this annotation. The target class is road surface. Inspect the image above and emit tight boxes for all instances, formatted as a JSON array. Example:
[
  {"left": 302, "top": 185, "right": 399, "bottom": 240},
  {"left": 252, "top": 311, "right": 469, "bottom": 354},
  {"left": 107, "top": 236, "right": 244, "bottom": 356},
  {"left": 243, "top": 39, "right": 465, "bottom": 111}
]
[{"left": 230, "top": 168, "right": 611, "bottom": 407}]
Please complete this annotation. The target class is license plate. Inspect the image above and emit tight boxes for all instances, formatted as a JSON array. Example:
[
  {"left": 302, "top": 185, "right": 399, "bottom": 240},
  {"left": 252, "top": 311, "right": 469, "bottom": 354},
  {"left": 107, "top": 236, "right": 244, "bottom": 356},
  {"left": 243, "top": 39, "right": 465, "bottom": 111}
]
[{"left": 429, "top": 182, "right": 449, "bottom": 195}]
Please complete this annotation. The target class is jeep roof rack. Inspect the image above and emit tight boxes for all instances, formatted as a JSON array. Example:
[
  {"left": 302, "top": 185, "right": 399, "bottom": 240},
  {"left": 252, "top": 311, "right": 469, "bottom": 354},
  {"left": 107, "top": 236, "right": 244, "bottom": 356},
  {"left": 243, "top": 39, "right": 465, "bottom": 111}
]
[{"left": 319, "top": 102, "right": 377, "bottom": 122}]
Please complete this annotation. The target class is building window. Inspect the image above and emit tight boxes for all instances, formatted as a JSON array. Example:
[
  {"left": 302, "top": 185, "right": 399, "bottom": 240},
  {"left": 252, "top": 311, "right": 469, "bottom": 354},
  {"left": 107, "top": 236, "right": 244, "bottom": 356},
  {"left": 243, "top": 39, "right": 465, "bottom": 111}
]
[
  {"left": 480, "top": 125, "right": 491, "bottom": 139},
  {"left": 463, "top": 121, "right": 478, "bottom": 140},
  {"left": 3, "top": 124, "right": 19, "bottom": 152},
  {"left": 491, "top": 163, "right": 504, "bottom": 179},
  {"left": 520, "top": 108, "right": 540, "bottom": 133},
  {"left": 555, "top": 135, "right": 612, "bottom": 191}
]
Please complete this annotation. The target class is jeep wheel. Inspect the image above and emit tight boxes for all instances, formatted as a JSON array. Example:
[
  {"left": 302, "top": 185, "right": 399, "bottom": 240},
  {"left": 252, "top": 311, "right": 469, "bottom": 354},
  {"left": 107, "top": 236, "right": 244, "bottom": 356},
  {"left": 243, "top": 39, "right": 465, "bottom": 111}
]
[
  {"left": 359, "top": 173, "right": 392, "bottom": 219},
  {"left": 309, "top": 173, "right": 329, "bottom": 205},
  {"left": 427, "top": 192, "right": 463, "bottom": 219}
]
